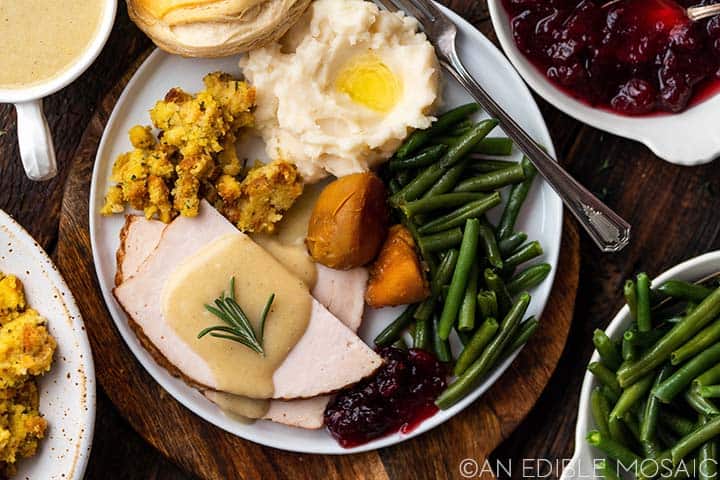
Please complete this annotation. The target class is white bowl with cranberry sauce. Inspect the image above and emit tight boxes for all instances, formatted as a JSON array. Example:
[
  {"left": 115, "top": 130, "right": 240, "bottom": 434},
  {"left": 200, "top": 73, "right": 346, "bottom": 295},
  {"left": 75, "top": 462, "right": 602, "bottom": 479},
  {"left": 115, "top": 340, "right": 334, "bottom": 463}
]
[{"left": 487, "top": 0, "right": 720, "bottom": 166}]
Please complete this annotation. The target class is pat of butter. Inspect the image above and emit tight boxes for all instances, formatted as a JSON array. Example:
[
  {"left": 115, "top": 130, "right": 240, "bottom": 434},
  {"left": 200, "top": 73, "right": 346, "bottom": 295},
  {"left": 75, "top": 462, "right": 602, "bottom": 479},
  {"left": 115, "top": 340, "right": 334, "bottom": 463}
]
[{"left": 336, "top": 53, "right": 402, "bottom": 113}]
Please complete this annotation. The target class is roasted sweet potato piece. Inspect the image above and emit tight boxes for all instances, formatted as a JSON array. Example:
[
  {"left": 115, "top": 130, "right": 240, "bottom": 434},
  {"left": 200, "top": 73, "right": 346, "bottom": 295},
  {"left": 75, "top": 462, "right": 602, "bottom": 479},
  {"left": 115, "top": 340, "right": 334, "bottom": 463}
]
[
  {"left": 306, "top": 172, "right": 388, "bottom": 270},
  {"left": 365, "top": 225, "right": 430, "bottom": 308}
]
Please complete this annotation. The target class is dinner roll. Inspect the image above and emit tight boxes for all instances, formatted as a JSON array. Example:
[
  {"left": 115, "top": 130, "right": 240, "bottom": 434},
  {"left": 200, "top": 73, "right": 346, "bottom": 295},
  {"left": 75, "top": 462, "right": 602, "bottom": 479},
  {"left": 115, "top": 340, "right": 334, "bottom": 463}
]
[{"left": 127, "top": 0, "right": 312, "bottom": 57}]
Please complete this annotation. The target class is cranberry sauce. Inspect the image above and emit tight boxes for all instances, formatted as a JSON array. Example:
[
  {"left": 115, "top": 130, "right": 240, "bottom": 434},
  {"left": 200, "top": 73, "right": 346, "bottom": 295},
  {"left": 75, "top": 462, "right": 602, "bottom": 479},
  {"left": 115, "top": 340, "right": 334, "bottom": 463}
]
[
  {"left": 324, "top": 347, "right": 448, "bottom": 448},
  {"left": 501, "top": 0, "right": 720, "bottom": 114}
]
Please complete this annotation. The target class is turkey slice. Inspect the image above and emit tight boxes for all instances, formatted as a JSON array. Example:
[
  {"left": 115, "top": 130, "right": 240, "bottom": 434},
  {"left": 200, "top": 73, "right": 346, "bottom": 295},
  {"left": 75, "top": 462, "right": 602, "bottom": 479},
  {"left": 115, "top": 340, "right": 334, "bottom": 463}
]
[{"left": 113, "top": 201, "right": 381, "bottom": 400}]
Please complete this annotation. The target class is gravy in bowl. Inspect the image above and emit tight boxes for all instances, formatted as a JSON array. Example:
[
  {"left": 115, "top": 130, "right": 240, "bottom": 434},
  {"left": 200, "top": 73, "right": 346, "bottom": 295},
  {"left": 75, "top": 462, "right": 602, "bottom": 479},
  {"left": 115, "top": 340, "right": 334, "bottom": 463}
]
[{"left": 0, "top": 0, "right": 105, "bottom": 89}]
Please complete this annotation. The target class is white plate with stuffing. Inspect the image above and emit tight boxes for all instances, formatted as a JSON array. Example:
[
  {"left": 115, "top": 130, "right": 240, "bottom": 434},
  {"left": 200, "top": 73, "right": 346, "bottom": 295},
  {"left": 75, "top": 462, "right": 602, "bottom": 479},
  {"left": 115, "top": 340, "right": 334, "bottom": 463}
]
[
  {"left": 0, "top": 210, "right": 95, "bottom": 478},
  {"left": 89, "top": 3, "right": 562, "bottom": 454}
]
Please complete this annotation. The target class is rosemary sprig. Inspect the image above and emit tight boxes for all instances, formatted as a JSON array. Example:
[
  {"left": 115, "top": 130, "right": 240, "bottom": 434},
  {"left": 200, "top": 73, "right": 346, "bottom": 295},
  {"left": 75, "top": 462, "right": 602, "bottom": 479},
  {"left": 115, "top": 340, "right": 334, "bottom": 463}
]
[{"left": 197, "top": 277, "right": 275, "bottom": 355}]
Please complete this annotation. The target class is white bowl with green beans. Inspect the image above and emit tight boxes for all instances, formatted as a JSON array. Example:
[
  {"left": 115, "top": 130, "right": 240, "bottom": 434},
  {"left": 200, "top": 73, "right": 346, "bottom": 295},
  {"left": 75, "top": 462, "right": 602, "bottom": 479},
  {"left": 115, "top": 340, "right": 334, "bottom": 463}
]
[{"left": 564, "top": 251, "right": 720, "bottom": 480}]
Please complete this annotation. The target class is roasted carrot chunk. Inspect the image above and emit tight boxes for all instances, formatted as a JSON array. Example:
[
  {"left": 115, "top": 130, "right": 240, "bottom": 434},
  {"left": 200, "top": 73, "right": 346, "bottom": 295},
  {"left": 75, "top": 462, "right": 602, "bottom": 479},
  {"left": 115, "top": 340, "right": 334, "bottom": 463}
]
[{"left": 365, "top": 225, "right": 430, "bottom": 308}]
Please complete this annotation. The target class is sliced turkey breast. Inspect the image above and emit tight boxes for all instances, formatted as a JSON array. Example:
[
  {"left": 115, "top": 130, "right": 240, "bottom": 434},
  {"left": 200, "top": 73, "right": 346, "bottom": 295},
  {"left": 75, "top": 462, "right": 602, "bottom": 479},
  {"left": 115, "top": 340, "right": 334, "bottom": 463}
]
[
  {"left": 115, "top": 215, "right": 166, "bottom": 286},
  {"left": 113, "top": 201, "right": 381, "bottom": 400},
  {"left": 115, "top": 208, "right": 368, "bottom": 427},
  {"left": 116, "top": 215, "right": 369, "bottom": 329}
]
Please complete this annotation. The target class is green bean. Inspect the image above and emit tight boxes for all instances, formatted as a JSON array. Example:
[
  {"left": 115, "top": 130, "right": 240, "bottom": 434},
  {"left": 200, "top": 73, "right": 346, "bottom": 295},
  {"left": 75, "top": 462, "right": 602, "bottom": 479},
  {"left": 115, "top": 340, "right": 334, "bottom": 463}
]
[
  {"left": 458, "top": 263, "right": 480, "bottom": 332},
  {"left": 374, "top": 304, "right": 418, "bottom": 346},
  {"left": 396, "top": 169, "right": 414, "bottom": 186},
  {"left": 594, "top": 329, "right": 623, "bottom": 372},
  {"left": 695, "top": 364, "right": 720, "bottom": 389},
  {"left": 388, "top": 178, "right": 401, "bottom": 195},
  {"left": 432, "top": 249, "right": 459, "bottom": 293},
  {"left": 414, "top": 249, "right": 459, "bottom": 322},
  {"left": 596, "top": 459, "right": 622, "bottom": 480},
  {"left": 503, "top": 316, "right": 538, "bottom": 355},
  {"left": 417, "top": 193, "right": 502, "bottom": 235},
  {"left": 469, "top": 159, "right": 519, "bottom": 174},
  {"left": 587, "top": 430, "right": 641, "bottom": 469},
  {"left": 476, "top": 290, "right": 498, "bottom": 320},
  {"left": 657, "top": 280, "right": 714, "bottom": 304},
  {"left": 401, "top": 193, "right": 488, "bottom": 217},
  {"left": 402, "top": 217, "right": 437, "bottom": 276},
  {"left": 432, "top": 317, "right": 452, "bottom": 363},
  {"left": 418, "top": 228, "right": 464, "bottom": 253},
  {"left": 423, "top": 159, "right": 469, "bottom": 197},
  {"left": 454, "top": 318, "right": 499, "bottom": 376},
  {"left": 589, "top": 362, "right": 623, "bottom": 398},
  {"left": 685, "top": 389, "right": 720, "bottom": 416},
  {"left": 625, "top": 280, "right": 639, "bottom": 322},
  {"left": 672, "top": 319, "right": 720, "bottom": 366},
  {"left": 436, "top": 293, "right": 530, "bottom": 409},
  {"left": 611, "top": 374, "right": 654, "bottom": 420},
  {"left": 392, "top": 337, "right": 408, "bottom": 350},
  {"left": 503, "top": 241, "right": 544, "bottom": 270},
  {"left": 413, "top": 317, "right": 430, "bottom": 350},
  {"left": 617, "top": 287, "right": 720, "bottom": 388},
  {"left": 671, "top": 415, "right": 720, "bottom": 464},
  {"left": 395, "top": 103, "right": 479, "bottom": 159},
  {"left": 654, "top": 343, "right": 720, "bottom": 402},
  {"left": 698, "top": 385, "right": 720, "bottom": 398},
  {"left": 508, "top": 263, "right": 552, "bottom": 296},
  {"left": 625, "top": 328, "right": 669, "bottom": 348},
  {"left": 438, "top": 219, "right": 480, "bottom": 340},
  {"left": 640, "top": 438, "right": 662, "bottom": 459},
  {"left": 592, "top": 387, "right": 613, "bottom": 437},
  {"left": 698, "top": 417, "right": 718, "bottom": 480},
  {"left": 458, "top": 330, "right": 473, "bottom": 346},
  {"left": 435, "top": 135, "right": 459, "bottom": 146},
  {"left": 641, "top": 366, "right": 673, "bottom": 442},
  {"left": 496, "top": 157, "right": 537, "bottom": 240},
  {"left": 625, "top": 414, "right": 643, "bottom": 444},
  {"left": 414, "top": 299, "right": 435, "bottom": 324},
  {"left": 637, "top": 273, "right": 653, "bottom": 332},
  {"left": 450, "top": 120, "right": 474, "bottom": 137},
  {"left": 601, "top": 385, "right": 621, "bottom": 405},
  {"left": 622, "top": 336, "right": 638, "bottom": 362},
  {"left": 453, "top": 164, "right": 525, "bottom": 192},
  {"left": 473, "top": 137, "right": 514, "bottom": 156},
  {"left": 484, "top": 268, "right": 513, "bottom": 319},
  {"left": 392, "top": 121, "right": 497, "bottom": 203},
  {"left": 661, "top": 412, "right": 697, "bottom": 437},
  {"left": 498, "top": 232, "right": 528, "bottom": 256},
  {"left": 388, "top": 145, "right": 448, "bottom": 172},
  {"left": 478, "top": 219, "right": 503, "bottom": 270}
]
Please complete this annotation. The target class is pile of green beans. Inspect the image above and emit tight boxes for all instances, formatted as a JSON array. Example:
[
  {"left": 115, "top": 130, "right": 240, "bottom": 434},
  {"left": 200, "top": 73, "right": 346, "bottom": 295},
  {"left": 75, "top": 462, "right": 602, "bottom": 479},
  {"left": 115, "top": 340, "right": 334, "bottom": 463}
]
[
  {"left": 587, "top": 273, "right": 720, "bottom": 480},
  {"left": 376, "top": 103, "right": 553, "bottom": 409}
]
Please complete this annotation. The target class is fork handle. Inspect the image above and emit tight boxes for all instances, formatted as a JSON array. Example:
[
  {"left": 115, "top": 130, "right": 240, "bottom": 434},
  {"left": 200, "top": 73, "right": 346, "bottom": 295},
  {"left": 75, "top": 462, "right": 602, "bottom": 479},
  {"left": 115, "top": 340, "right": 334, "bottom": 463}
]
[{"left": 440, "top": 53, "right": 630, "bottom": 252}]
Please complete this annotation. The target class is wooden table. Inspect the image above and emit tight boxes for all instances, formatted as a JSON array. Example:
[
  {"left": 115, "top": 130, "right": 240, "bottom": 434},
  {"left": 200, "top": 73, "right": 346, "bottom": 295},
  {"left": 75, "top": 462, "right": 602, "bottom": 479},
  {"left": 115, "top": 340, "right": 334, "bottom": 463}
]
[{"left": 1, "top": 2, "right": 718, "bottom": 479}]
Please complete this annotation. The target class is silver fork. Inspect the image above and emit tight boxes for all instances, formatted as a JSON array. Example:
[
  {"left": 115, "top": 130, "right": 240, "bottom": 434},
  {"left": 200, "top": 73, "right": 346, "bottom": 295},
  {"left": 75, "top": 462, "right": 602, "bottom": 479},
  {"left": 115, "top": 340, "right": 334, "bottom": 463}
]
[{"left": 375, "top": 0, "right": 631, "bottom": 252}]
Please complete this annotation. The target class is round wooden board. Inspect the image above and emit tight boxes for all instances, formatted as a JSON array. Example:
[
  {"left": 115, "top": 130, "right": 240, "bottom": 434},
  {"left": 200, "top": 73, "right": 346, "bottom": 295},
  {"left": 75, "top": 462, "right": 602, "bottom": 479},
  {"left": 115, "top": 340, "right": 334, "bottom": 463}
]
[{"left": 56, "top": 52, "right": 580, "bottom": 480}]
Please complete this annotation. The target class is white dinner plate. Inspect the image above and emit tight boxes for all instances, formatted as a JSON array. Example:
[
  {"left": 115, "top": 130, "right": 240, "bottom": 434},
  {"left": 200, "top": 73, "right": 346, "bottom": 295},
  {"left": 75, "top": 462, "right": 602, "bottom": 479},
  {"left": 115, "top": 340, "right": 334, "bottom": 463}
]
[
  {"left": 89, "top": 5, "right": 562, "bottom": 454},
  {"left": 0, "top": 210, "right": 95, "bottom": 478},
  {"left": 562, "top": 251, "right": 720, "bottom": 480}
]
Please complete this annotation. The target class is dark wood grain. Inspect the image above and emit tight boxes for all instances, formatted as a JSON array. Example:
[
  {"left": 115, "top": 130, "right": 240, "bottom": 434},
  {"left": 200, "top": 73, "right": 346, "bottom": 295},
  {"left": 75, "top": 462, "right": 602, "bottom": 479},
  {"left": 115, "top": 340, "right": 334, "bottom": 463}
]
[
  {"left": 54, "top": 30, "right": 578, "bottom": 480},
  {"left": 0, "top": 0, "right": 716, "bottom": 478}
]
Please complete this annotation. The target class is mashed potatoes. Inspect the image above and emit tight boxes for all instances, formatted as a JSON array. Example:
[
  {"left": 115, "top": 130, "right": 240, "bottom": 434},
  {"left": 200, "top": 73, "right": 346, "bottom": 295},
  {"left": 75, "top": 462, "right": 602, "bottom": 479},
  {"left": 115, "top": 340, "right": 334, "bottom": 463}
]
[{"left": 241, "top": 0, "right": 440, "bottom": 182}]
